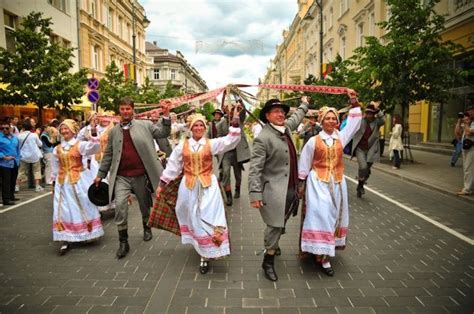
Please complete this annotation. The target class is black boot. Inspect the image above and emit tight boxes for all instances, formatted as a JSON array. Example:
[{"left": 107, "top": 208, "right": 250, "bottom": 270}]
[
  {"left": 143, "top": 221, "right": 152, "bottom": 242},
  {"left": 262, "top": 253, "right": 278, "bottom": 281},
  {"left": 234, "top": 186, "right": 240, "bottom": 199},
  {"left": 116, "top": 230, "right": 130, "bottom": 259},
  {"left": 356, "top": 180, "right": 365, "bottom": 198},
  {"left": 225, "top": 191, "right": 233, "bottom": 206}
]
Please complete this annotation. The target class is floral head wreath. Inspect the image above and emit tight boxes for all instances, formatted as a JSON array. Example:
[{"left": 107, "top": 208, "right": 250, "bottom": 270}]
[{"left": 187, "top": 113, "right": 207, "bottom": 129}]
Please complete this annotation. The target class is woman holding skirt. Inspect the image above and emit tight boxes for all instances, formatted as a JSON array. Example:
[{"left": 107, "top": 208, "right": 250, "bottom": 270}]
[
  {"left": 158, "top": 112, "right": 241, "bottom": 274},
  {"left": 51, "top": 119, "right": 104, "bottom": 255},
  {"left": 298, "top": 92, "right": 362, "bottom": 276}
]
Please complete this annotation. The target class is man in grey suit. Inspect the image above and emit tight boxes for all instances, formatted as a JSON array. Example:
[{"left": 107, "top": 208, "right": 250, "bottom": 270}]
[
  {"left": 215, "top": 101, "right": 251, "bottom": 206},
  {"left": 94, "top": 97, "right": 171, "bottom": 258},
  {"left": 248, "top": 96, "right": 309, "bottom": 281},
  {"left": 350, "top": 102, "right": 385, "bottom": 197}
]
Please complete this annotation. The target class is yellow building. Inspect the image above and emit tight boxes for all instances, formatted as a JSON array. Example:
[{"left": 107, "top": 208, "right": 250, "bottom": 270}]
[
  {"left": 259, "top": 0, "right": 473, "bottom": 144},
  {"left": 78, "top": 0, "right": 149, "bottom": 85}
]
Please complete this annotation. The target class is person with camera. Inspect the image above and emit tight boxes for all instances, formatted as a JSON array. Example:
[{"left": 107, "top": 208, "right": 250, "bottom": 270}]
[
  {"left": 456, "top": 105, "right": 474, "bottom": 196},
  {"left": 451, "top": 112, "right": 465, "bottom": 167}
]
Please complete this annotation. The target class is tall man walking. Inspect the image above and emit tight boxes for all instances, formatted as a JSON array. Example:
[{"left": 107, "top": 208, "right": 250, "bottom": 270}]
[
  {"left": 94, "top": 97, "right": 171, "bottom": 258},
  {"left": 351, "top": 102, "right": 385, "bottom": 197},
  {"left": 248, "top": 96, "right": 309, "bottom": 281},
  {"left": 215, "top": 101, "right": 251, "bottom": 205}
]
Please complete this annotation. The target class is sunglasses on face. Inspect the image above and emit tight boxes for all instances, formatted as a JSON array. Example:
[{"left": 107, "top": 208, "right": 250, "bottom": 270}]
[{"left": 0, "top": 127, "right": 10, "bottom": 130}]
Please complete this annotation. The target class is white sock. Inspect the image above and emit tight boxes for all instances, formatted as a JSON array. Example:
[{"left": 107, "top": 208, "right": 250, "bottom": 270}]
[{"left": 322, "top": 261, "right": 331, "bottom": 268}]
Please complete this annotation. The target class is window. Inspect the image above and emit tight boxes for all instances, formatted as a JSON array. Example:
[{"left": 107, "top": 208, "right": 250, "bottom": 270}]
[
  {"left": 102, "top": 1, "right": 108, "bottom": 24},
  {"left": 127, "top": 23, "right": 131, "bottom": 43},
  {"left": 340, "top": 37, "right": 346, "bottom": 60},
  {"left": 48, "top": 0, "right": 68, "bottom": 14},
  {"left": 92, "top": 45, "right": 100, "bottom": 70},
  {"left": 340, "top": 0, "right": 349, "bottom": 16},
  {"left": 108, "top": 8, "right": 113, "bottom": 29},
  {"left": 368, "top": 12, "right": 375, "bottom": 36},
  {"left": 91, "top": 0, "right": 97, "bottom": 18},
  {"left": 357, "top": 22, "right": 364, "bottom": 47},
  {"left": 171, "top": 69, "right": 177, "bottom": 80},
  {"left": 329, "top": 7, "right": 333, "bottom": 28},
  {"left": 153, "top": 68, "right": 160, "bottom": 80},
  {"left": 118, "top": 16, "right": 123, "bottom": 38},
  {"left": 4, "top": 11, "right": 17, "bottom": 52}
]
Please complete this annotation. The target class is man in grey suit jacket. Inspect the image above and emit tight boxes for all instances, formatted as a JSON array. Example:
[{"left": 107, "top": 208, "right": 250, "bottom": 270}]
[
  {"left": 248, "top": 96, "right": 309, "bottom": 281},
  {"left": 94, "top": 97, "right": 171, "bottom": 259},
  {"left": 215, "top": 102, "right": 251, "bottom": 205},
  {"left": 350, "top": 102, "right": 385, "bottom": 197}
]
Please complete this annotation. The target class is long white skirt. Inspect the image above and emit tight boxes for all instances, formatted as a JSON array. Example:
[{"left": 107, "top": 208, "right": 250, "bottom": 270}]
[
  {"left": 176, "top": 175, "right": 230, "bottom": 259},
  {"left": 52, "top": 169, "right": 104, "bottom": 242},
  {"left": 300, "top": 171, "right": 349, "bottom": 257}
]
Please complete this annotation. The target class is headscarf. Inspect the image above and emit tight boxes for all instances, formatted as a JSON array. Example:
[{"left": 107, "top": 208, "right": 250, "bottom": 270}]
[
  {"left": 59, "top": 119, "right": 79, "bottom": 135},
  {"left": 187, "top": 113, "right": 207, "bottom": 130},
  {"left": 318, "top": 106, "right": 340, "bottom": 125}
]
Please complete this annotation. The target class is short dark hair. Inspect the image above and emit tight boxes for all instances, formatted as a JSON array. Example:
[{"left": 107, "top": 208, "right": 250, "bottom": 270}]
[
  {"left": 22, "top": 118, "right": 33, "bottom": 131},
  {"left": 118, "top": 97, "right": 135, "bottom": 108}
]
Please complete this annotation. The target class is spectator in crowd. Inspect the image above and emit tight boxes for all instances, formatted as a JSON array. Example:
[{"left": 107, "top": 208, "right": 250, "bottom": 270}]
[
  {"left": 388, "top": 114, "right": 404, "bottom": 170},
  {"left": 16, "top": 118, "right": 44, "bottom": 192},
  {"left": 0, "top": 119, "right": 20, "bottom": 205},
  {"left": 456, "top": 106, "right": 474, "bottom": 196},
  {"left": 41, "top": 120, "right": 61, "bottom": 185},
  {"left": 451, "top": 112, "right": 464, "bottom": 167}
]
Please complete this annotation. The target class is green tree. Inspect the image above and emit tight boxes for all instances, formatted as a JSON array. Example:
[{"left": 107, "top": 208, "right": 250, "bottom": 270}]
[
  {"left": 0, "top": 12, "right": 88, "bottom": 123},
  {"left": 98, "top": 61, "right": 139, "bottom": 112},
  {"left": 349, "top": 0, "right": 463, "bottom": 118}
]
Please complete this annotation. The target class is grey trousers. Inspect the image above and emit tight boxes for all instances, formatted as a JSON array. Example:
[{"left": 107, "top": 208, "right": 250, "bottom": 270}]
[
  {"left": 114, "top": 175, "right": 152, "bottom": 231},
  {"left": 462, "top": 148, "right": 474, "bottom": 193},
  {"left": 221, "top": 149, "right": 242, "bottom": 190},
  {"left": 355, "top": 148, "right": 373, "bottom": 181},
  {"left": 264, "top": 225, "right": 284, "bottom": 251}
]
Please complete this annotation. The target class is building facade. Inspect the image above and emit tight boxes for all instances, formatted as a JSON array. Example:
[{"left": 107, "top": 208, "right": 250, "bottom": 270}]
[
  {"left": 146, "top": 41, "right": 208, "bottom": 94},
  {"left": 259, "top": 0, "right": 473, "bottom": 144},
  {"left": 0, "top": 0, "right": 80, "bottom": 71},
  {"left": 78, "top": 0, "right": 149, "bottom": 85}
]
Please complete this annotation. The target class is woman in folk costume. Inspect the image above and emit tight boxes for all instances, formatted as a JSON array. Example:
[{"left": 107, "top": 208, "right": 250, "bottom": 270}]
[
  {"left": 297, "top": 91, "right": 362, "bottom": 276},
  {"left": 51, "top": 119, "right": 104, "bottom": 255},
  {"left": 157, "top": 112, "right": 241, "bottom": 274}
]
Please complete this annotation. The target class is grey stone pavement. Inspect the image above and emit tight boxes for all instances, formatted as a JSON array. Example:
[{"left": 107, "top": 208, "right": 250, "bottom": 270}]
[{"left": 0, "top": 148, "right": 473, "bottom": 314}]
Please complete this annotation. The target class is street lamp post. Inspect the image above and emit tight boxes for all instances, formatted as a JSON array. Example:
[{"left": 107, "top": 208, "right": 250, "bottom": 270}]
[
  {"left": 316, "top": 0, "right": 323, "bottom": 81},
  {"left": 132, "top": 1, "right": 150, "bottom": 86}
]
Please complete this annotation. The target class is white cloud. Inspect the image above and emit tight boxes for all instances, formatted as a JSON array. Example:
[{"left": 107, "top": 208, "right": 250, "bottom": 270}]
[{"left": 141, "top": 0, "right": 296, "bottom": 93}]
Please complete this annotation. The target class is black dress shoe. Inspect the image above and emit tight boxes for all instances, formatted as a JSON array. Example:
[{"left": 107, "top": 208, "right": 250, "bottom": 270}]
[
  {"left": 234, "top": 190, "right": 240, "bottom": 199},
  {"left": 275, "top": 247, "right": 281, "bottom": 256},
  {"left": 2, "top": 201, "right": 16, "bottom": 206},
  {"left": 116, "top": 241, "right": 130, "bottom": 259},
  {"left": 143, "top": 228, "right": 152, "bottom": 241},
  {"left": 199, "top": 261, "right": 209, "bottom": 274},
  {"left": 321, "top": 266, "right": 335, "bottom": 276},
  {"left": 58, "top": 242, "right": 69, "bottom": 256}
]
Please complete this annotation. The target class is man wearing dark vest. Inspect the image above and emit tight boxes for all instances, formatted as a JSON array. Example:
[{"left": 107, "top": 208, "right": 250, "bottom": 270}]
[
  {"left": 350, "top": 102, "right": 385, "bottom": 197},
  {"left": 94, "top": 97, "right": 171, "bottom": 258},
  {"left": 248, "top": 96, "right": 309, "bottom": 281}
]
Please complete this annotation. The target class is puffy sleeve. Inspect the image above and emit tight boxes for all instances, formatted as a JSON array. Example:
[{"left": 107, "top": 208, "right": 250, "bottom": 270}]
[
  {"left": 339, "top": 107, "right": 362, "bottom": 147},
  {"left": 51, "top": 146, "right": 59, "bottom": 182},
  {"left": 298, "top": 136, "right": 316, "bottom": 180},
  {"left": 210, "top": 126, "right": 241, "bottom": 155},
  {"left": 79, "top": 137, "right": 101, "bottom": 156},
  {"left": 160, "top": 142, "right": 184, "bottom": 184}
]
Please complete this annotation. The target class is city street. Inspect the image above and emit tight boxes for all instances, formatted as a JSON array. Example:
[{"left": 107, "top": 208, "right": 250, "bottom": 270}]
[{"left": 0, "top": 158, "right": 472, "bottom": 314}]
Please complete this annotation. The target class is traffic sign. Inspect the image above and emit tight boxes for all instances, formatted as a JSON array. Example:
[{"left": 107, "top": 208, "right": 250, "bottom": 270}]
[
  {"left": 87, "top": 77, "right": 100, "bottom": 90},
  {"left": 87, "top": 90, "right": 100, "bottom": 103}
]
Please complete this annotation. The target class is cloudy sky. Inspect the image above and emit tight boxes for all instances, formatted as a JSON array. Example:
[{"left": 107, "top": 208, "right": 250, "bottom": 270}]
[{"left": 141, "top": 0, "right": 297, "bottom": 92}]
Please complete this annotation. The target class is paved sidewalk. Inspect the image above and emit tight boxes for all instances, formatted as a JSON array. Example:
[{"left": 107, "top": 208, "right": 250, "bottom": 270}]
[{"left": 345, "top": 148, "right": 474, "bottom": 203}]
